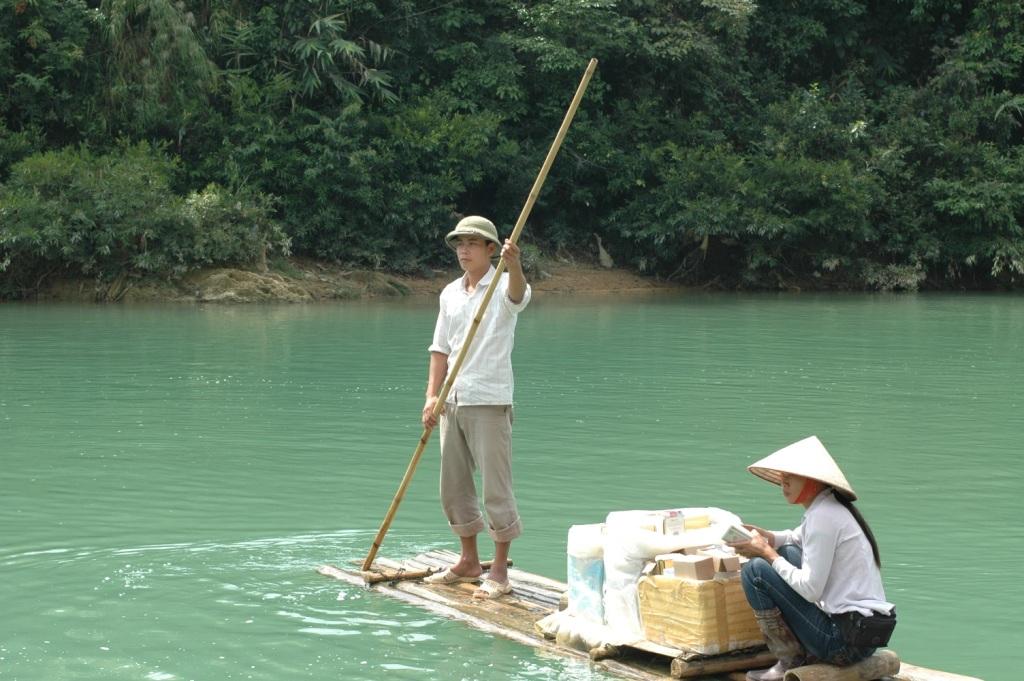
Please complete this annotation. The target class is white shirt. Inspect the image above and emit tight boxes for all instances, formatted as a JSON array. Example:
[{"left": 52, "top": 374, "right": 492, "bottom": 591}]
[
  {"left": 428, "top": 265, "right": 531, "bottom": 405},
  {"left": 771, "top": 490, "right": 894, "bottom": 617}
]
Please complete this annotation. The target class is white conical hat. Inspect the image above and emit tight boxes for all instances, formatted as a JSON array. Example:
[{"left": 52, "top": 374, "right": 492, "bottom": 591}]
[{"left": 747, "top": 436, "right": 857, "bottom": 500}]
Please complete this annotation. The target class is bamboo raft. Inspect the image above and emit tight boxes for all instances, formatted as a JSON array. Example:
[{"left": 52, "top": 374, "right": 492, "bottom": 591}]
[{"left": 318, "top": 550, "right": 981, "bottom": 681}]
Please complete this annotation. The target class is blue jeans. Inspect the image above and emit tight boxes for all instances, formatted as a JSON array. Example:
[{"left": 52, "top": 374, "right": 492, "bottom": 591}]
[{"left": 740, "top": 545, "right": 875, "bottom": 666}]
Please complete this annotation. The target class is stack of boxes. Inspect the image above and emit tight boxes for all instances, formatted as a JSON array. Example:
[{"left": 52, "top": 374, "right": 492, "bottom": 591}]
[
  {"left": 565, "top": 508, "right": 765, "bottom": 656},
  {"left": 636, "top": 512, "right": 763, "bottom": 655}
]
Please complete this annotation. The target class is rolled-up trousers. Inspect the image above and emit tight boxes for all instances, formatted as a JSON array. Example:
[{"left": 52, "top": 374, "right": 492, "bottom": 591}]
[{"left": 439, "top": 402, "right": 522, "bottom": 543}]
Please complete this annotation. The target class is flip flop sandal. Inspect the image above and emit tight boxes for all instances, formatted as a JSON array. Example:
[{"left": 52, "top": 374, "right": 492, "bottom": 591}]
[
  {"left": 472, "top": 578, "right": 513, "bottom": 600},
  {"left": 423, "top": 567, "right": 481, "bottom": 585}
]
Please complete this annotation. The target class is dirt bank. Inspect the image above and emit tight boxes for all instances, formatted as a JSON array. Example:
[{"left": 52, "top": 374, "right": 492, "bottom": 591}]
[{"left": 31, "top": 257, "right": 681, "bottom": 303}]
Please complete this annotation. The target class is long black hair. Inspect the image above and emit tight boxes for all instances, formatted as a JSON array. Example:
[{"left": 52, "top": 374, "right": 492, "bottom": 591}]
[{"left": 834, "top": 491, "right": 882, "bottom": 568}]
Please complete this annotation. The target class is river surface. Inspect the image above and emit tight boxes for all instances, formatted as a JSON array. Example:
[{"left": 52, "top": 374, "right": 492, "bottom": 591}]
[{"left": 1, "top": 293, "right": 1020, "bottom": 681}]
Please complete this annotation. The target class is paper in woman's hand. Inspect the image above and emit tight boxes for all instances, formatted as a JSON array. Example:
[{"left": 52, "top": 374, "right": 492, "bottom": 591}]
[{"left": 721, "top": 525, "right": 754, "bottom": 543}]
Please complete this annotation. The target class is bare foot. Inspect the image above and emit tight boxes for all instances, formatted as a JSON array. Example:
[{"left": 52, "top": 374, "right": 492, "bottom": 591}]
[
  {"left": 449, "top": 559, "right": 483, "bottom": 579},
  {"left": 485, "top": 565, "right": 508, "bottom": 583}
]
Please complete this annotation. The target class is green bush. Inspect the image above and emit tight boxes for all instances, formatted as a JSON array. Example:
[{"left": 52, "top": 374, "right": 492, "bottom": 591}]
[{"left": 0, "top": 143, "right": 286, "bottom": 296}]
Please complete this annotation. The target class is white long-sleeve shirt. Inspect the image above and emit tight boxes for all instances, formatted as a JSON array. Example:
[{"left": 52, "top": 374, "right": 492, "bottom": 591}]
[
  {"left": 428, "top": 265, "right": 530, "bottom": 405},
  {"left": 771, "top": 490, "right": 894, "bottom": 617}
]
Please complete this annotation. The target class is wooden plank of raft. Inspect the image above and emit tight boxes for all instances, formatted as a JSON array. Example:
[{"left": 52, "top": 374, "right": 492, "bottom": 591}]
[
  {"left": 318, "top": 563, "right": 671, "bottom": 681},
  {"left": 670, "top": 649, "right": 777, "bottom": 678},
  {"left": 320, "top": 556, "right": 983, "bottom": 681},
  {"left": 629, "top": 635, "right": 978, "bottom": 681},
  {"left": 359, "top": 558, "right": 514, "bottom": 584},
  {"left": 367, "top": 558, "right": 551, "bottom": 617},
  {"left": 422, "top": 549, "right": 572, "bottom": 593},
  {"left": 396, "top": 552, "right": 565, "bottom": 609},
  {"left": 895, "top": 664, "right": 983, "bottom": 681}
]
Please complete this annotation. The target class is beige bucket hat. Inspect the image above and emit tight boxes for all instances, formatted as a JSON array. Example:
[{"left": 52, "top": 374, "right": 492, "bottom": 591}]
[
  {"left": 747, "top": 435, "right": 857, "bottom": 500},
  {"left": 445, "top": 216, "right": 502, "bottom": 252}
]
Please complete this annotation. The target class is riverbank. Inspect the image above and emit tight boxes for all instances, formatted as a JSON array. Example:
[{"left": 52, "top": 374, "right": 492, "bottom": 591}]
[{"left": 27, "top": 257, "right": 680, "bottom": 303}]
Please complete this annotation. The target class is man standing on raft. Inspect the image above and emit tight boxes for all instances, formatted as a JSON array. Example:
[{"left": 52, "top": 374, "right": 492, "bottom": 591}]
[{"left": 422, "top": 216, "right": 530, "bottom": 600}]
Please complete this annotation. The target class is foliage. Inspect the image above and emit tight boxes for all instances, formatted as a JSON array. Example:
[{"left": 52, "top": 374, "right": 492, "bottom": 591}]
[
  {"left": 101, "top": 0, "right": 218, "bottom": 138},
  {"left": 0, "top": 143, "right": 286, "bottom": 297},
  {"left": 0, "top": 0, "right": 103, "bottom": 154},
  {"left": 1, "top": 0, "right": 1023, "bottom": 293},
  {"left": 205, "top": 1, "right": 395, "bottom": 106}
]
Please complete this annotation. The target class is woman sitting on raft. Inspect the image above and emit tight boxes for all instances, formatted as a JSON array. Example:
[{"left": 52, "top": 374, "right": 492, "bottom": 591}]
[{"left": 729, "top": 436, "right": 896, "bottom": 681}]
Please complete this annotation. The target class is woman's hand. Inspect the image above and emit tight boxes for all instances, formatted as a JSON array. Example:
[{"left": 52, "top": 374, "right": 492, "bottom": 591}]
[
  {"left": 743, "top": 524, "right": 775, "bottom": 546},
  {"left": 729, "top": 530, "right": 779, "bottom": 562}
]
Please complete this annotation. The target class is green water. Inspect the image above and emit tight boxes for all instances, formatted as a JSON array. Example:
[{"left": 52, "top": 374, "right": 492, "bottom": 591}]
[{"left": 2, "top": 294, "right": 1020, "bottom": 681}]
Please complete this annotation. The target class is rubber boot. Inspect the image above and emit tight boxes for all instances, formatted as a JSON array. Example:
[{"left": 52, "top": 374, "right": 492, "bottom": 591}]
[{"left": 746, "top": 608, "right": 806, "bottom": 681}]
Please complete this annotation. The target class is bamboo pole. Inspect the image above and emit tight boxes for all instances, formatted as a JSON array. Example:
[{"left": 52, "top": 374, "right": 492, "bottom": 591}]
[
  {"left": 361, "top": 58, "right": 599, "bottom": 571},
  {"left": 782, "top": 650, "right": 901, "bottom": 681},
  {"left": 671, "top": 650, "right": 778, "bottom": 679}
]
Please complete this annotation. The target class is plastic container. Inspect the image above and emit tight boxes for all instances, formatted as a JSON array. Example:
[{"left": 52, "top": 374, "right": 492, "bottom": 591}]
[{"left": 566, "top": 523, "right": 605, "bottom": 624}]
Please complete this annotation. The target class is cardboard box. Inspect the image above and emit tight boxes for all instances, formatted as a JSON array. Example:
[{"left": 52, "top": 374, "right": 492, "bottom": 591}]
[
  {"left": 662, "top": 511, "right": 711, "bottom": 535},
  {"left": 674, "top": 555, "right": 715, "bottom": 581},
  {"left": 654, "top": 553, "right": 686, "bottom": 576},
  {"left": 637, "top": 573, "right": 764, "bottom": 655},
  {"left": 655, "top": 553, "right": 715, "bottom": 580},
  {"left": 699, "top": 549, "right": 741, "bottom": 573},
  {"left": 662, "top": 511, "right": 684, "bottom": 535},
  {"left": 681, "top": 545, "right": 708, "bottom": 556}
]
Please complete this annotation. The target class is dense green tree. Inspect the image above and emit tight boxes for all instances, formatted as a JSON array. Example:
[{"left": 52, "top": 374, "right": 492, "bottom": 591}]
[{"left": 2, "top": 0, "right": 1023, "bottom": 297}]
